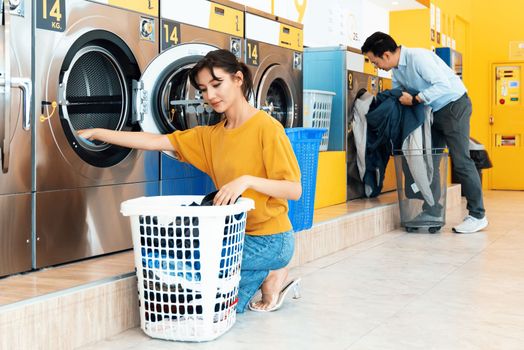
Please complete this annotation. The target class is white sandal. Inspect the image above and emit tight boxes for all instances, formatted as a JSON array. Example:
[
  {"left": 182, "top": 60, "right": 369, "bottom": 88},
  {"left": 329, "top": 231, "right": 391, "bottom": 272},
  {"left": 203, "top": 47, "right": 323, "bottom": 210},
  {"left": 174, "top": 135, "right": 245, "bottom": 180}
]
[{"left": 248, "top": 278, "right": 301, "bottom": 312}]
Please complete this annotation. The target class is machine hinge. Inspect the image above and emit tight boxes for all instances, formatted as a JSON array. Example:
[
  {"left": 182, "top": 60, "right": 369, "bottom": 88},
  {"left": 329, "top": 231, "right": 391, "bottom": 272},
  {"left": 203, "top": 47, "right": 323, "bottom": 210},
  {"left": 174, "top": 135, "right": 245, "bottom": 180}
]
[{"left": 132, "top": 80, "right": 146, "bottom": 123}]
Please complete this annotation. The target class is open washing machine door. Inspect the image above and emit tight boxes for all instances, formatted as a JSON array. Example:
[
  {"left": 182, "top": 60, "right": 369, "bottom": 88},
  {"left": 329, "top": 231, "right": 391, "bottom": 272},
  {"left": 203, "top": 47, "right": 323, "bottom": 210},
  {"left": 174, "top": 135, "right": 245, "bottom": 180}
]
[{"left": 135, "top": 43, "right": 221, "bottom": 157}]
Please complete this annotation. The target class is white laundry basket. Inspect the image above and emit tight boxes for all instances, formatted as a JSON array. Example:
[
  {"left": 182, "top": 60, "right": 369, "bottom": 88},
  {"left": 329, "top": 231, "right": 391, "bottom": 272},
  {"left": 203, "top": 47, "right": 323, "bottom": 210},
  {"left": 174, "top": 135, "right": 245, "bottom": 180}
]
[
  {"left": 303, "top": 90, "right": 335, "bottom": 151},
  {"left": 121, "top": 195, "right": 254, "bottom": 342}
]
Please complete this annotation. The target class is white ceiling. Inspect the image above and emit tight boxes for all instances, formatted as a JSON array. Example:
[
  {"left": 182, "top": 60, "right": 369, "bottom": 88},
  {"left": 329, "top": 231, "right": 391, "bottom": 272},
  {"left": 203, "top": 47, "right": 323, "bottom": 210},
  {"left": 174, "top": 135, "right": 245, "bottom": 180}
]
[{"left": 366, "top": 0, "right": 426, "bottom": 12}]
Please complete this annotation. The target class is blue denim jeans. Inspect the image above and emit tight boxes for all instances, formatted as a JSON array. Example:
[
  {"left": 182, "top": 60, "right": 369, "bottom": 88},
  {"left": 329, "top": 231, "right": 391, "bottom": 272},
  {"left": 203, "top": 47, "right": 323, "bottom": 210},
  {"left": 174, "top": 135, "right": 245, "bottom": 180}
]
[{"left": 236, "top": 230, "right": 295, "bottom": 313}]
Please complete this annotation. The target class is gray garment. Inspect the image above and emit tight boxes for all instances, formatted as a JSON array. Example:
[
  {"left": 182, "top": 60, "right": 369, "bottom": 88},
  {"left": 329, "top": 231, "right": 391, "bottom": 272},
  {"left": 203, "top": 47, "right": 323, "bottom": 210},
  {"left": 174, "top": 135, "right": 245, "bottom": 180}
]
[
  {"left": 401, "top": 106, "right": 434, "bottom": 206},
  {"left": 352, "top": 92, "right": 374, "bottom": 197},
  {"left": 430, "top": 93, "right": 485, "bottom": 219}
]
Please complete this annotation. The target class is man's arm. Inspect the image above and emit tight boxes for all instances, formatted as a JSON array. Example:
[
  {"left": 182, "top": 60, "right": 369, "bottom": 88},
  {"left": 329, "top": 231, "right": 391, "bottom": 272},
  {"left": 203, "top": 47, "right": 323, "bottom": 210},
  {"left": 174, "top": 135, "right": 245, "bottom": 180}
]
[
  {"left": 399, "top": 92, "right": 422, "bottom": 106},
  {"left": 413, "top": 51, "right": 452, "bottom": 104}
]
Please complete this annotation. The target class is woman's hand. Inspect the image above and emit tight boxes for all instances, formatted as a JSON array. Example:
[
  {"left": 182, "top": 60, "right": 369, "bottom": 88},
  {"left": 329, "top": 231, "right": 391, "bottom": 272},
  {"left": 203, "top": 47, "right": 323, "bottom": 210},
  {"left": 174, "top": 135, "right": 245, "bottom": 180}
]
[
  {"left": 77, "top": 128, "right": 98, "bottom": 140},
  {"left": 214, "top": 175, "right": 251, "bottom": 205},
  {"left": 213, "top": 175, "right": 302, "bottom": 205}
]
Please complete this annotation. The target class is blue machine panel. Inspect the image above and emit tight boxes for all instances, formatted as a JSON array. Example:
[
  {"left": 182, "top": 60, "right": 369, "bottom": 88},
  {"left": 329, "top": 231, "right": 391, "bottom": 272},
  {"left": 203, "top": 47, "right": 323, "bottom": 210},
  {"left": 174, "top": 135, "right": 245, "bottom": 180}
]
[
  {"left": 160, "top": 154, "right": 215, "bottom": 195},
  {"left": 435, "top": 47, "right": 463, "bottom": 79},
  {"left": 304, "top": 47, "right": 347, "bottom": 151}
]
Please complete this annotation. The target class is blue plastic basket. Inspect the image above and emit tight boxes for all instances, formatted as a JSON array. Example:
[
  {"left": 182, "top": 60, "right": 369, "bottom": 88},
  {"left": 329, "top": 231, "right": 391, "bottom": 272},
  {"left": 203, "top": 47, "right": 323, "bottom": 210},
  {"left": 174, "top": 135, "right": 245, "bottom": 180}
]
[{"left": 285, "top": 128, "right": 327, "bottom": 232}]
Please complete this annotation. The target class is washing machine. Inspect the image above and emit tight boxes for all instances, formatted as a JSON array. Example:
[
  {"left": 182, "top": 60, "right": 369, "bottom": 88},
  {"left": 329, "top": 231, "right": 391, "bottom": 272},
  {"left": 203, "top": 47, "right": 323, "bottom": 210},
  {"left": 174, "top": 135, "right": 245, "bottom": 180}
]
[
  {"left": 244, "top": 7, "right": 303, "bottom": 128},
  {"left": 157, "top": 0, "right": 244, "bottom": 196},
  {"left": 303, "top": 46, "right": 393, "bottom": 200},
  {"left": 0, "top": 0, "right": 32, "bottom": 277},
  {"left": 34, "top": 0, "right": 161, "bottom": 268}
]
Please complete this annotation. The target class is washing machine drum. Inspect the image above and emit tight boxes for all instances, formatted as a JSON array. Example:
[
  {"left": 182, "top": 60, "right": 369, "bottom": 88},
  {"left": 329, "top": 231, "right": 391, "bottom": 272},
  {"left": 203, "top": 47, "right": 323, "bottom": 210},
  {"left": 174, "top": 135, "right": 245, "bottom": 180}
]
[
  {"left": 263, "top": 79, "right": 291, "bottom": 127},
  {"left": 60, "top": 45, "right": 138, "bottom": 167},
  {"left": 156, "top": 63, "right": 221, "bottom": 132},
  {"left": 65, "top": 49, "right": 126, "bottom": 139},
  {"left": 257, "top": 65, "right": 297, "bottom": 128}
]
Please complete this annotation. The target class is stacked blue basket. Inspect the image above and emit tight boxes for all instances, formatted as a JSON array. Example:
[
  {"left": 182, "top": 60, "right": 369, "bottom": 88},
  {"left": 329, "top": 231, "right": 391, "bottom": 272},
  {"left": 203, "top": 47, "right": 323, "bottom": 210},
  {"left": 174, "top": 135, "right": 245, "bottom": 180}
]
[{"left": 285, "top": 128, "right": 327, "bottom": 232}]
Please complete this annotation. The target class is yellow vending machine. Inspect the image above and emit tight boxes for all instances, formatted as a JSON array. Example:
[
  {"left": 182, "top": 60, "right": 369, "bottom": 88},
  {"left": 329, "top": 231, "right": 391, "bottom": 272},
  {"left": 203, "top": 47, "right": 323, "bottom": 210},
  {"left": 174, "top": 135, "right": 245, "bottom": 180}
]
[{"left": 490, "top": 64, "right": 524, "bottom": 189}]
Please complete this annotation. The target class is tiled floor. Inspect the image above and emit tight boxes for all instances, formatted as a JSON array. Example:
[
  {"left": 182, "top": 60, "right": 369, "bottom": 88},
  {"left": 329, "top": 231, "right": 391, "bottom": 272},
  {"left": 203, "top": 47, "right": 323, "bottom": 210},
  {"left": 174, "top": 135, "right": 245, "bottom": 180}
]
[
  {"left": 0, "top": 251, "right": 135, "bottom": 306},
  {"left": 79, "top": 190, "right": 524, "bottom": 350}
]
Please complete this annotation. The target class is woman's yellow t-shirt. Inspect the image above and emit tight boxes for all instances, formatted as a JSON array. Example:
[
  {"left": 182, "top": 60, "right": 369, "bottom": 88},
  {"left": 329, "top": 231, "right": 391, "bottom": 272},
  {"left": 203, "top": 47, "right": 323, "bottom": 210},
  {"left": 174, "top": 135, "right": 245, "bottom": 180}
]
[{"left": 166, "top": 110, "right": 300, "bottom": 236}]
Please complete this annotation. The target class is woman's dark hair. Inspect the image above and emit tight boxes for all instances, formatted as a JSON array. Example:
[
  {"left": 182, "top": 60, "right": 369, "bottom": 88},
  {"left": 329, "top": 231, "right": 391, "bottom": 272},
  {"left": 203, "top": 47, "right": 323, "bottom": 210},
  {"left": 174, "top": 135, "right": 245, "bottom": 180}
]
[
  {"left": 189, "top": 49, "right": 253, "bottom": 100},
  {"left": 361, "top": 32, "right": 399, "bottom": 58}
]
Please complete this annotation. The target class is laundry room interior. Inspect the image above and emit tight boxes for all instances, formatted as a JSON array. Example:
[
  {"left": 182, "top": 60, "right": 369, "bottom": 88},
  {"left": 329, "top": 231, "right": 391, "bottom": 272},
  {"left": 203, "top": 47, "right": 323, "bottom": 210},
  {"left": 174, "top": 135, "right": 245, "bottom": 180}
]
[{"left": 1, "top": 0, "right": 524, "bottom": 349}]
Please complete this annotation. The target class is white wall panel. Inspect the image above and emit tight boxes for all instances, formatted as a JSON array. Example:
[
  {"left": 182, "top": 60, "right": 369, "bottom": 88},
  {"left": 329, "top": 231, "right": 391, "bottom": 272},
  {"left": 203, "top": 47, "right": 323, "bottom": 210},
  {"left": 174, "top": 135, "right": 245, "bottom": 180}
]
[
  {"left": 238, "top": 0, "right": 395, "bottom": 52},
  {"left": 362, "top": 0, "right": 389, "bottom": 44},
  {"left": 302, "top": 0, "right": 365, "bottom": 48},
  {"left": 234, "top": 0, "right": 272, "bottom": 13},
  {"left": 274, "top": 0, "right": 306, "bottom": 23}
]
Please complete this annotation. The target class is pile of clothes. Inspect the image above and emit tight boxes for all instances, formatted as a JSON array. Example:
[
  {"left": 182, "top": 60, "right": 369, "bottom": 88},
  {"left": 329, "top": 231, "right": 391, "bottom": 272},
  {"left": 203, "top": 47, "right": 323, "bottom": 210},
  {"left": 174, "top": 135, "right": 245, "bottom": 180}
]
[{"left": 348, "top": 88, "right": 436, "bottom": 206}]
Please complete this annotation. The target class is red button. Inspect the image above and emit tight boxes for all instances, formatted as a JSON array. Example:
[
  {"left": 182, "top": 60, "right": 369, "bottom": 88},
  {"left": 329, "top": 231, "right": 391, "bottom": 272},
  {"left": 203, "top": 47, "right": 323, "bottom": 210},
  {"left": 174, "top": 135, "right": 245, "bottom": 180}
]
[{"left": 500, "top": 99, "right": 506, "bottom": 104}]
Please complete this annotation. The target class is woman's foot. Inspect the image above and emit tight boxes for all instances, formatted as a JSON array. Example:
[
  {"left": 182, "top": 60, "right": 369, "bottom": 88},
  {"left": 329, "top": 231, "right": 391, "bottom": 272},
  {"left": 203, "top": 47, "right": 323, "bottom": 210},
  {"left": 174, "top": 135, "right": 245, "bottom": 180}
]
[{"left": 250, "top": 268, "right": 289, "bottom": 311}]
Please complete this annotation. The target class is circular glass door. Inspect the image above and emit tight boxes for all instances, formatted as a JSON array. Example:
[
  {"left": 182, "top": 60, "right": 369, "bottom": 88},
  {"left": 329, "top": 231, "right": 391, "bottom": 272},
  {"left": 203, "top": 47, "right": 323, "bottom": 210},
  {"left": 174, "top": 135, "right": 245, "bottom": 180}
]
[
  {"left": 156, "top": 63, "right": 221, "bottom": 133},
  {"left": 138, "top": 43, "right": 222, "bottom": 139},
  {"left": 59, "top": 44, "right": 140, "bottom": 167},
  {"left": 257, "top": 64, "right": 297, "bottom": 128}
]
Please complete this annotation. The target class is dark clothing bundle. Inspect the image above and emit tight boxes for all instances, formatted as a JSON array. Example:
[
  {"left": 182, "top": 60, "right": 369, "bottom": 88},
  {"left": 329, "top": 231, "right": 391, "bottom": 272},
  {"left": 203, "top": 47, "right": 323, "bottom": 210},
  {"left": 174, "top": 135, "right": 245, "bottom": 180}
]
[{"left": 355, "top": 88, "right": 429, "bottom": 197}]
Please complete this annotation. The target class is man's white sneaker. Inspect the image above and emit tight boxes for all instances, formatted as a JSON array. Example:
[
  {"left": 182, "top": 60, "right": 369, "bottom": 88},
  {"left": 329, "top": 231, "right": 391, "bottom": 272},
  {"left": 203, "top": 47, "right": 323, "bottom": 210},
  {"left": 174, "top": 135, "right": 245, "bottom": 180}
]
[{"left": 452, "top": 215, "right": 488, "bottom": 233}]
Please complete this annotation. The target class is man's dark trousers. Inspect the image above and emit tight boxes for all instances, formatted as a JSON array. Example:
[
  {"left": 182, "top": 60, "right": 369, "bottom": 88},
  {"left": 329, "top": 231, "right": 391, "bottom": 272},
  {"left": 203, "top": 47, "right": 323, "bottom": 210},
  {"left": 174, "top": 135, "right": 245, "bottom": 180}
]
[{"left": 429, "top": 93, "right": 485, "bottom": 219}]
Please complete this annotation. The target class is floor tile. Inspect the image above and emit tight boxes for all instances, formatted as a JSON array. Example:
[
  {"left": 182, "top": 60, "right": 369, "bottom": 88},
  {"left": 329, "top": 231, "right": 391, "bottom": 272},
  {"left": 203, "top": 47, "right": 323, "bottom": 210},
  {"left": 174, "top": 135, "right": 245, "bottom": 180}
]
[{"left": 72, "top": 190, "right": 524, "bottom": 349}]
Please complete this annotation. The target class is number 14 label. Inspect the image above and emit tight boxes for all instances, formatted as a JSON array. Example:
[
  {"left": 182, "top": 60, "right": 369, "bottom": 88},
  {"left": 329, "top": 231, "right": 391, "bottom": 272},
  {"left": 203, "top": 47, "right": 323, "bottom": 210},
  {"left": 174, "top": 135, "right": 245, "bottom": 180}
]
[
  {"left": 246, "top": 40, "right": 259, "bottom": 67},
  {"left": 37, "top": 0, "right": 66, "bottom": 32}
]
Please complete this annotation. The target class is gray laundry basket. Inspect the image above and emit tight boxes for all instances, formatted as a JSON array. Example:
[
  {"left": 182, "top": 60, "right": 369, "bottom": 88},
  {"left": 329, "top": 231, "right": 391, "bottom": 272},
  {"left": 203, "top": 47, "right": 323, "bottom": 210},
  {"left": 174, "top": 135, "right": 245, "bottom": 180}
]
[{"left": 393, "top": 149, "right": 448, "bottom": 233}]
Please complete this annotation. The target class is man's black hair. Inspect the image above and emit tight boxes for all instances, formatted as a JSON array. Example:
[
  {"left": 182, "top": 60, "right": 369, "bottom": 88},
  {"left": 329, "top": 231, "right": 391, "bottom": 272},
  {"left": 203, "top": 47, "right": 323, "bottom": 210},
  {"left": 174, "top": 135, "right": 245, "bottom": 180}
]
[{"left": 361, "top": 32, "right": 399, "bottom": 57}]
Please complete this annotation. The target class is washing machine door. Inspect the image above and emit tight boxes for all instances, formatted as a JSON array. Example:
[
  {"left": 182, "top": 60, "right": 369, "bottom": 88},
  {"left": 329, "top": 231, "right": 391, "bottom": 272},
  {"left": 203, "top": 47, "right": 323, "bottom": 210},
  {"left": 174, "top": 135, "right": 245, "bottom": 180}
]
[
  {"left": 257, "top": 64, "right": 298, "bottom": 128},
  {"left": 58, "top": 44, "right": 139, "bottom": 168},
  {"left": 136, "top": 43, "right": 222, "bottom": 143}
]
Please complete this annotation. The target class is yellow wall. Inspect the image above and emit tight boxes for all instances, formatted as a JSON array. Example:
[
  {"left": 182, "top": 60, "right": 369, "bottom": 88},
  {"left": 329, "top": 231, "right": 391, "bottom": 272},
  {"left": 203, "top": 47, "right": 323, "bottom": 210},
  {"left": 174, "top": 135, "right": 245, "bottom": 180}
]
[
  {"left": 468, "top": 1, "right": 524, "bottom": 188},
  {"left": 389, "top": 0, "right": 524, "bottom": 189},
  {"left": 390, "top": 1, "right": 472, "bottom": 88},
  {"left": 390, "top": 10, "right": 431, "bottom": 50}
]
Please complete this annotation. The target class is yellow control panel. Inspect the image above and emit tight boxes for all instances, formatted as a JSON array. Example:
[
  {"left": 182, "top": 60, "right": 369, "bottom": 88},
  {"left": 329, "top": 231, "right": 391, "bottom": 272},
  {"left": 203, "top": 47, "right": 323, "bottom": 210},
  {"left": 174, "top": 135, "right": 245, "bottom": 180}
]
[
  {"left": 495, "top": 66, "right": 521, "bottom": 106},
  {"left": 209, "top": 2, "right": 244, "bottom": 37},
  {"left": 363, "top": 56, "right": 378, "bottom": 75},
  {"left": 107, "top": 0, "right": 158, "bottom": 16},
  {"left": 279, "top": 24, "right": 303, "bottom": 51}
]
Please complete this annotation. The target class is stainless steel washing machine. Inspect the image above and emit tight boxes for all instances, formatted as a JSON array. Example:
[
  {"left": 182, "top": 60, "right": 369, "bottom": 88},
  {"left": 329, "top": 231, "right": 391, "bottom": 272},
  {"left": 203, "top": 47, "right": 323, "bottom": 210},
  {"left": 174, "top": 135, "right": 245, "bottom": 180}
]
[
  {"left": 33, "top": 0, "right": 160, "bottom": 268},
  {"left": 157, "top": 0, "right": 244, "bottom": 196},
  {"left": 244, "top": 7, "right": 303, "bottom": 127},
  {"left": 0, "top": 0, "right": 32, "bottom": 277}
]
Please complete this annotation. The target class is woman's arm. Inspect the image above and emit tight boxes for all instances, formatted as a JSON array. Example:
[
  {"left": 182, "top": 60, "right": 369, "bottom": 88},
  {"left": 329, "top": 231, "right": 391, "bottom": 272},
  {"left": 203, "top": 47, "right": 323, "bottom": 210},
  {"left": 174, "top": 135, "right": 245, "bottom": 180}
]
[
  {"left": 78, "top": 128, "right": 174, "bottom": 151},
  {"left": 213, "top": 175, "right": 302, "bottom": 206}
]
